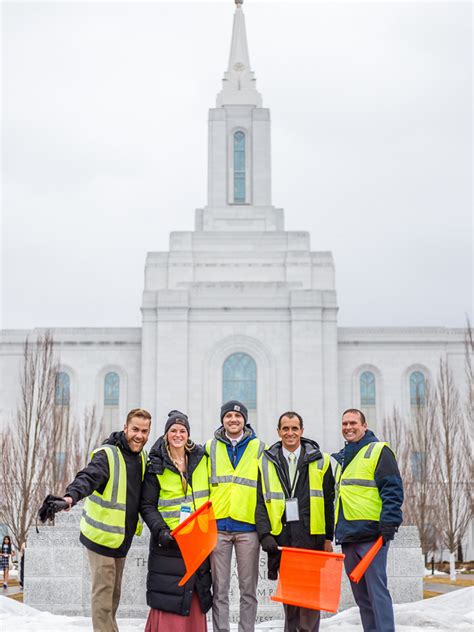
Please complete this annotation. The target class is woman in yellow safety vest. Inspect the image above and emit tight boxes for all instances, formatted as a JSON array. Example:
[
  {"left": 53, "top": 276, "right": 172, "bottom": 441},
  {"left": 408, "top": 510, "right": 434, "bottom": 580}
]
[{"left": 140, "top": 411, "right": 212, "bottom": 632}]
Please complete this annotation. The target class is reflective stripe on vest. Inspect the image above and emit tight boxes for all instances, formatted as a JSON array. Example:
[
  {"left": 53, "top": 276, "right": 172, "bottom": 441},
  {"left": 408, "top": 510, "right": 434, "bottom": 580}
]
[
  {"left": 334, "top": 442, "right": 389, "bottom": 524},
  {"left": 260, "top": 452, "right": 330, "bottom": 536},
  {"left": 80, "top": 445, "right": 146, "bottom": 548},
  {"left": 206, "top": 437, "right": 265, "bottom": 523},
  {"left": 157, "top": 456, "right": 209, "bottom": 530}
]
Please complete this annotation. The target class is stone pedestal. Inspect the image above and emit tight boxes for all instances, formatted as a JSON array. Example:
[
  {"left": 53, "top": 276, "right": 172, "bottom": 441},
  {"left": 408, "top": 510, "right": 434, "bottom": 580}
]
[{"left": 24, "top": 506, "right": 422, "bottom": 621}]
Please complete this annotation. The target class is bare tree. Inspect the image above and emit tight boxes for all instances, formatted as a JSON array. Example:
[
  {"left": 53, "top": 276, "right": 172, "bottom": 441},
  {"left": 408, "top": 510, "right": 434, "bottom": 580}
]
[
  {"left": 0, "top": 331, "right": 58, "bottom": 549},
  {"left": 435, "top": 358, "right": 472, "bottom": 580},
  {"left": 70, "top": 406, "right": 103, "bottom": 476},
  {"left": 464, "top": 316, "right": 473, "bottom": 427},
  {"left": 405, "top": 383, "right": 440, "bottom": 557}
]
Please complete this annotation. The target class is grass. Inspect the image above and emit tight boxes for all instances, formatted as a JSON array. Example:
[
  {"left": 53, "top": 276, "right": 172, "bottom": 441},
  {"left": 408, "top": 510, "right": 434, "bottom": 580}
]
[
  {"left": 423, "top": 576, "right": 474, "bottom": 587},
  {"left": 423, "top": 590, "right": 441, "bottom": 599}
]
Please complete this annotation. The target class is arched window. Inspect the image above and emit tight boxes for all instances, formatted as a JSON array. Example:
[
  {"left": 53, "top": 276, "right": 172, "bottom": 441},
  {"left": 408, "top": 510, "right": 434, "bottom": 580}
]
[
  {"left": 233, "top": 131, "right": 246, "bottom": 203},
  {"left": 410, "top": 371, "right": 426, "bottom": 407},
  {"left": 55, "top": 372, "right": 70, "bottom": 406},
  {"left": 103, "top": 372, "right": 120, "bottom": 434},
  {"left": 223, "top": 352, "right": 256, "bottom": 412},
  {"left": 360, "top": 371, "right": 376, "bottom": 405},
  {"left": 104, "top": 372, "right": 120, "bottom": 406},
  {"left": 360, "top": 371, "right": 376, "bottom": 428}
]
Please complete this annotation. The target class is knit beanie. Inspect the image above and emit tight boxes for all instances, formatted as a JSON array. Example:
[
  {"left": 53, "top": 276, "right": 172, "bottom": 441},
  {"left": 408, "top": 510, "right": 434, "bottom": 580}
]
[
  {"left": 164, "top": 410, "right": 190, "bottom": 435},
  {"left": 220, "top": 400, "right": 248, "bottom": 424}
]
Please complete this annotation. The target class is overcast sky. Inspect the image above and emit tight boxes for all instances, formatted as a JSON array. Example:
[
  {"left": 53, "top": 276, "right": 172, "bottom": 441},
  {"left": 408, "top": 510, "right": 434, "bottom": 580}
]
[{"left": 2, "top": 0, "right": 472, "bottom": 330}]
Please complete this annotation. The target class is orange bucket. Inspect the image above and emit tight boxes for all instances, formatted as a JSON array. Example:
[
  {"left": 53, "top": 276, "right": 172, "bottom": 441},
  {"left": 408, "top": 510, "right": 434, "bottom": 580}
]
[{"left": 271, "top": 546, "right": 345, "bottom": 612}]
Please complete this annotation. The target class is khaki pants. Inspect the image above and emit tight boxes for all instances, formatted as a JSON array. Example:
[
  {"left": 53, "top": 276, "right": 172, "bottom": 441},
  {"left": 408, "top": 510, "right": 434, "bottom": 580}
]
[
  {"left": 87, "top": 549, "right": 126, "bottom": 632},
  {"left": 211, "top": 530, "right": 260, "bottom": 632}
]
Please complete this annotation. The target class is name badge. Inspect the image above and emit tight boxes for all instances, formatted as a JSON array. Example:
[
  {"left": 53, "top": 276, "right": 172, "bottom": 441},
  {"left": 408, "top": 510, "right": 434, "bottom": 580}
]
[
  {"left": 179, "top": 506, "right": 191, "bottom": 524},
  {"left": 285, "top": 497, "right": 300, "bottom": 522}
]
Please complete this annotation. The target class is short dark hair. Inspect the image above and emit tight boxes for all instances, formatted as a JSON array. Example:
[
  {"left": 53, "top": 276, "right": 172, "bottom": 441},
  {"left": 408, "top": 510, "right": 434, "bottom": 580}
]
[
  {"left": 126, "top": 408, "right": 152, "bottom": 425},
  {"left": 342, "top": 408, "right": 366, "bottom": 425},
  {"left": 278, "top": 411, "right": 303, "bottom": 429}
]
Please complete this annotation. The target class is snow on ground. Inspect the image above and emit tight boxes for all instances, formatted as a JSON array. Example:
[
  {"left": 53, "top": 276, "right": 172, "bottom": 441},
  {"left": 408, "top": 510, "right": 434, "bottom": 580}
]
[
  {"left": 424, "top": 568, "right": 449, "bottom": 576},
  {"left": 0, "top": 588, "right": 472, "bottom": 632}
]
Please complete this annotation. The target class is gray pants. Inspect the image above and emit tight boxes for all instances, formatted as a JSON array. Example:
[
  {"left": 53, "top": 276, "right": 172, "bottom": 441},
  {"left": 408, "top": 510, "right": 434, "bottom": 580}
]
[
  {"left": 211, "top": 530, "right": 260, "bottom": 632},
  {"left": 342, "top": 541, "right": 394, "bottom": 632},
  {"left": 87, "top": 549, "right": 126, "bottom": 632},
  {"left": 284, "top": 604, "right": 320, "bottom": 632}
]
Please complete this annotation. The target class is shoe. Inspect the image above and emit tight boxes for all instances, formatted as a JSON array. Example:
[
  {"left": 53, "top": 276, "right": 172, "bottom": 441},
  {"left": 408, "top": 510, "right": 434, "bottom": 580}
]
[{"left": 3, "top": 583, "right": 6, "bottom": 589}]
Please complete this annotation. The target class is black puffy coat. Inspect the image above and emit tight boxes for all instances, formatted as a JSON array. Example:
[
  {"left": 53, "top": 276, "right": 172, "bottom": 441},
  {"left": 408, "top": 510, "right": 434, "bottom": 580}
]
[{"left": 140, "top": 437, "right": 212, "bottom": 616}]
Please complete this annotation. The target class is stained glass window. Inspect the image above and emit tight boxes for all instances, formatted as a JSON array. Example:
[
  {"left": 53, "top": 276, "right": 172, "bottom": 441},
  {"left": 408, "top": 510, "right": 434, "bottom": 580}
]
[
  {"left": 55, "top": 372, "right": 70, "bottom": 406},
  {"left": 104, "top": 372, "right": 120, "bottom": 406},
  {"left": 223, "top": 352, "right": 256, "bottom": 410},
  {"left": 410, "top": 371, "right": 426, "bottom": 406},
  {"left": 234, "top": 131, "right": 245, "bottom": 203},
  {"left": 360, "top": 371, "right": 376, "bottom": 406}
]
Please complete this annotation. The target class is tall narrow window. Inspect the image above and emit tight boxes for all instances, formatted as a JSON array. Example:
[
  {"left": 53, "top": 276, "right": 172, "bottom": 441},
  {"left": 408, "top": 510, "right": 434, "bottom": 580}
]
[
  {"left": 410, "top": 371, "right": 426, "bottom": 407},
  {"left": 360, "top": 371, "right": 376, "bottom": 429},
  {"left": 223, "top": 353, "right": 256, "bottom": 422},
  {"left": 233, "top": 131, "right": 245, "bottom": 203},
  {"left": 55, "top": 372, "right": 70, "bottom": 406},
  {"left": 104, "top": 372, "right": 120, "bottom": 434}
]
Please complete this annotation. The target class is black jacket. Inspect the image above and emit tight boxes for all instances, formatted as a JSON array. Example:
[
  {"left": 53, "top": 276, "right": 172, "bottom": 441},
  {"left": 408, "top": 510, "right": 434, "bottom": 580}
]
[
  {"left": 65, "top": 431, "right": 145, "bottom": 558},
  {"left": 140, "top": 436, "right": 212, "bottom": 616},
  {"left": 332, "top": 430, "right": 404, "bottom": 544},
  {"left": 255, "top": 438, "right": 335, "bottom": 579}
]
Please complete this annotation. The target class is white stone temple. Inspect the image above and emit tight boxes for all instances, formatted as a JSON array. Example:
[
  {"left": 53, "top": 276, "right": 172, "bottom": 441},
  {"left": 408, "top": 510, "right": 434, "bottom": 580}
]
[{"left": 0, "top": 2, "right": 466, "bottom": 456}]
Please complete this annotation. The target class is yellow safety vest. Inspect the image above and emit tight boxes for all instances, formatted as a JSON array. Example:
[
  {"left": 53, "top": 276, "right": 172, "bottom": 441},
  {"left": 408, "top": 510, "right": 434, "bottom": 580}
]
[
  {"left": 335, "top": 442, "right": 389, "bottom": 524},
  {"left": 206, "top": 437, "right": 266, "bottom": 524},
  {"left": 157, "top": 455, "right": 210, "bottom": 530},
  {"left": 259, "top": 452, "right": 331, "bottom": 536},
  {"left": 81, "top": 445, "right": 147, "bottom": 548}
]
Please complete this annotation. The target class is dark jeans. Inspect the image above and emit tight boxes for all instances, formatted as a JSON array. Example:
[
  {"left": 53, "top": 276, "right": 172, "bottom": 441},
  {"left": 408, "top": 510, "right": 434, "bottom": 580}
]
[
  {"left": 342, "top": 541, "right": 394, "bottom": 632},
  {"left": 284, "top": 604, "right": 320, "bottom": 632}
]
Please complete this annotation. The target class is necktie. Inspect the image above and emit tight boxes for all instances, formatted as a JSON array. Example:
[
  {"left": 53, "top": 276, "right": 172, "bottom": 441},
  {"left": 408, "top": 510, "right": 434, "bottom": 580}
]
[{"left": 288, "top": 453, "right": 297, "bottom": 488}]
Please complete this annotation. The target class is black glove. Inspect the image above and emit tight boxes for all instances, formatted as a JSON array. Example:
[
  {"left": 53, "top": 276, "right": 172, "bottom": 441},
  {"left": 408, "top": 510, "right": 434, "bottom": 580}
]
[
  {"left": 38, "top": 495, "right": 70, "bottom": 523},
  {"left": 380, "top": 522, "right": 397, "bottom": 544},
  {"left": 261, "top": 534, "right": 279, "bottom": 555},
  {"left": 158, "top": 529, "right": 174, "bottom": 548}
]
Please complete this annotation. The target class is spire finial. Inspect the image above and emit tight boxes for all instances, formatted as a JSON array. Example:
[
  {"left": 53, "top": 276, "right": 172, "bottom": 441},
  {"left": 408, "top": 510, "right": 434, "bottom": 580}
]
[{"left": 217, "top": 0, "right": 261, "bottom": 106}]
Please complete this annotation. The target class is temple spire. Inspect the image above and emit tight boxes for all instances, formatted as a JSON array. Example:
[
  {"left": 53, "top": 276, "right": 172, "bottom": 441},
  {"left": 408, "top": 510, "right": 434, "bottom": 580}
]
[{"left": 216, "top": 1, "right": 262, "bottom": 107}]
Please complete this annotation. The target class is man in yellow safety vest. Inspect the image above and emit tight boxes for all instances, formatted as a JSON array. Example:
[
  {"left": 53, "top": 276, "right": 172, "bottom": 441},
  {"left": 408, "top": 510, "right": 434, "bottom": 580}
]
[
  {"left": 333, "top": 408, "right": 403, "bottom": 632},
  {"left": 206, "top": 400, "right": 265, "bottom": 632},
  {"left": 255, "top": 411, "right": 335, "bottom": 632},
  {"left": 61, "top": 408, "right": 151, "bottom": 632}
]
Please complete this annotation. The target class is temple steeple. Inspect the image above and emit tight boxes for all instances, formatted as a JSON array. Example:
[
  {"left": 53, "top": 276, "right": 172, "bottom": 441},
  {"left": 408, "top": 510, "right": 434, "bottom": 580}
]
[{"left": 217, "top": 1, "right": 262, "bottom": 107}]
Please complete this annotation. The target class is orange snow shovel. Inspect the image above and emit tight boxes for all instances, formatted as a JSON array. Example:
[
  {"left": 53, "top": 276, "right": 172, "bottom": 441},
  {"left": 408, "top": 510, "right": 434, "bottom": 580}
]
[
  {"left": 349, "top": 536, "right": 384, "bottom": 584},
  {"left": 271, "top": 546, "right": 345, "bottom": 613},
  {"left": 171, "top": 501, "right": 218, "bottom": 586}
]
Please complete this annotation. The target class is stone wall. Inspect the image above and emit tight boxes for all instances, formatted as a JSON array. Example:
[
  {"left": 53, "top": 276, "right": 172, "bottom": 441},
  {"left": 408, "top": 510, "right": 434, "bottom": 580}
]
[{"left": 24, "top": 505, "right": 423, "bottom": 621}]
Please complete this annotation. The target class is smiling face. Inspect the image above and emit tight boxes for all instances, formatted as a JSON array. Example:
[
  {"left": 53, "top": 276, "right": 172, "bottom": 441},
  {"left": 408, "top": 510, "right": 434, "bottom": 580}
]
[
  {"left": 123, "top": 416, "right": 151, "bottom": 453},
  {"left": 278, "top": 415, "right": 303, "bottom": 452},
  {"left": 222, "top": 410, "right": 245, "bottom": 439},
  {"left": 341, "top": 410, "right": 367, "bottom": 443},
  {"left": 166, "top": 423, "right": 189, "bottom": 449}
]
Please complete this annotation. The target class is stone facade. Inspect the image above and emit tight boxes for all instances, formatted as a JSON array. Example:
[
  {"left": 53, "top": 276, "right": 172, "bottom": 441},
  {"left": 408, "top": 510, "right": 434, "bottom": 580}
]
[
  {"left": 24, "top": 505, "right": 423, "bottom": 621},
  {"left": 0, "top": 0, "right": 471, "bottom": 561}
]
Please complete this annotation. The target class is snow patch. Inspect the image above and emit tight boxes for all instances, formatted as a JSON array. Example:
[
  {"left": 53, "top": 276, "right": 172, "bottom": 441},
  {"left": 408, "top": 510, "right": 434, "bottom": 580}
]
[{"left": 0, "top": 588, "right": 472, "bottom": 632}]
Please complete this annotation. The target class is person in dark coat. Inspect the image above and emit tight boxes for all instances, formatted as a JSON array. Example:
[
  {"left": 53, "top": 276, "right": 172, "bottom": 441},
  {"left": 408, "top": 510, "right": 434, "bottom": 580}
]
[
  {"left": 255, "top": 411, "right": 335, "bottom": 632},
  {"left": 59, "top": 408, "right": 151, "bottom": 632},
  {"left": 332, "top": 408, "right": 403, "bottom": 632},
  {"left": 140, "top": 411, "right": 212, "bottom": 632}
]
